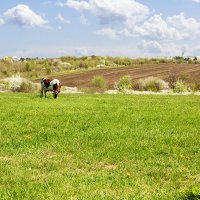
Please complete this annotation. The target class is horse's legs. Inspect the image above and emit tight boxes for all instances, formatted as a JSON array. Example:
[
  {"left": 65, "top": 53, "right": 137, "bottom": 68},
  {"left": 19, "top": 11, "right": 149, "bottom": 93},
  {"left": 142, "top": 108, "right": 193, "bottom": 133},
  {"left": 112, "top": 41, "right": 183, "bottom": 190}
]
[{"left": 40, "top": 89, "right": 44, "bottom": 98}]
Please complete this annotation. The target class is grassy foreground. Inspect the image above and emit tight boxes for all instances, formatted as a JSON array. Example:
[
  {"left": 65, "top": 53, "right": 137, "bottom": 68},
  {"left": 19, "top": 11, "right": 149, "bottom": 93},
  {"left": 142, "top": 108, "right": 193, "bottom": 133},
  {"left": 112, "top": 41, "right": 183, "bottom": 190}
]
[{"left": 0, "top": 93, "right": 199, "bottom": 199}]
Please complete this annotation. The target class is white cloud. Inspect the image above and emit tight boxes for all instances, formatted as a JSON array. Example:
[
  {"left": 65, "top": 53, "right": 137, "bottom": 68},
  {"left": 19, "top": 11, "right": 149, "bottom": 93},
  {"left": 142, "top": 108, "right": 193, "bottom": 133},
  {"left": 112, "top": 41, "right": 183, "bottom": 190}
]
[
  {"left": 64, "top": 0, "right": 200, "bottom": 45},
  {"left": 42, "top": 1, "right": 52, "bottom": 6},
  {"left": 192, "top": 0, "right": 200, "bottom": 2},
  {"left": 162, "top": 43, "right": 189, "bottom": 57},
  {"left": 66, "top": 0, "right": 90, "bottom": 11},
  {"left": 3, "top": 4, "right": 48, "bottom": 28},
  {"left": 133, "top": 14, "right": 183, "bottom": 40},
  {"left": 74, "top": 47, "right": 89, "bottom": 56},
  {"left": 130, "top": 13, "right": 200, "bottom": 41},
  {"left": 166, "top": 13, "right": 200, "bottom": 36},
  {"left": 55, "top": 13, "right": 70, "bottom": 24},
  {"left": 95, "top": 28, "right": 119, "bottom": 40},
  {"left": 56, "top": 1, "right": 67, "bottom": 7},
  {"left": 0, "top": 17, "right": 5, "bottom": 25},
  {"left": 66, "top": 0, "right": 150, "bottom": 26},
  {"left": 80, "top": 14, "right": 88, "bottom": 24},
  {"left": 137, "top": 40, "right": 192, "bottom": 57},
  {"left": 193, "top": 46, "right": 200, "bottom": 55},
  {"left": 65, "top": 0, "right": 200, "bottom": 43},
  {"left": 95, "top": 14, "right": 183, "bottom": 41},
  {"left": 138, "top": 40, "right": 162, "bottom": 53},
  {"left": 104, "top": 13, "right": 200, "bottom": 43}
]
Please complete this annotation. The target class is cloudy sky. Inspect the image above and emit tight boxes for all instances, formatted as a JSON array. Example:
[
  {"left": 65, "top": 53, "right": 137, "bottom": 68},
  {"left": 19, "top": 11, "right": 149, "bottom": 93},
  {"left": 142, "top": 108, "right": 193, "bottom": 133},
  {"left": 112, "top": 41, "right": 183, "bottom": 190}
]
[{"left": 0, "top": 0, "right": 200, "bottom": 58}]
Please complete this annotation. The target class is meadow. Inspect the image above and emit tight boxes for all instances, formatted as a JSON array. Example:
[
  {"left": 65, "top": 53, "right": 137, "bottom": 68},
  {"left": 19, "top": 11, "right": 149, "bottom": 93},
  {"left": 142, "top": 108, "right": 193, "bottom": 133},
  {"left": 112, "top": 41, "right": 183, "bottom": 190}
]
[{"left": 0, "top": 93, "right": 199, "bottom": 199}]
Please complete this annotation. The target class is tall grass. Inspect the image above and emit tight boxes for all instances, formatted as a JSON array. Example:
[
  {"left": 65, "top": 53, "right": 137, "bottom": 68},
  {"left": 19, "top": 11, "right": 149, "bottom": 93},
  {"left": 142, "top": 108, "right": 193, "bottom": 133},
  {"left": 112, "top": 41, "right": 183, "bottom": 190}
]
[
  {"left": 114, "top": 75, "right": 132, "bottom": 92},
  {"left": 91, "top": 76, "right": 107, "bottom": 92},
  {"left": 0, "top": 93, "right": 199, "bottom": 199},
  {"left": 136, "top": 77, "right": 169, "bottom": 92}
]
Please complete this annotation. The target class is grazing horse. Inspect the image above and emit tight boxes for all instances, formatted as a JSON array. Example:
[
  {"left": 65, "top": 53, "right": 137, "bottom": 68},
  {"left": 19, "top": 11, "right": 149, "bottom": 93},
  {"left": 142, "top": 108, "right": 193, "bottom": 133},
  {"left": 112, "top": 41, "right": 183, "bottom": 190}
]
[{"left": 41, "top": 78, "right": 61, "bottom": 99}]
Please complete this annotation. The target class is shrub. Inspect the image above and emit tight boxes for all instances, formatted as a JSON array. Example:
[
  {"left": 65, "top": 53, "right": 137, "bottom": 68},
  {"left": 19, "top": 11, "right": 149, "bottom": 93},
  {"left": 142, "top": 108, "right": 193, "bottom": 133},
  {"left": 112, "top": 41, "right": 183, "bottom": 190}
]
[
  {"left": 174, "top": 56, "right": 185, "bottom": 63},
  {"left": 52, "top": 59, "right": 62, "bottom": 67},
  {"left": 193, "top": 82, "right": 200, "bottom": 91},
  {"left": 184, "top": 186, "right": 200, "bottom": 200},
  {"left": 0, "top": 83, "right": 7, "bottom": 91},
  {"left": 79, "top": 62, "right": 89, "bottom": 69},
  {"left": 0, "top": 62, "right": 11, "bottom": 77},
  {"left": 114, "top": 75, "right": 132, "bottom": 92},
  {"left": 46, "top": 67, "right": 51, "bottom": 75},
  {"left": 165, "top": 73, "right": 179, "bottom": 89},
  {"left": 91, "top": 76, "right": 107, "bottom": 92},
  {"left": 137, "top": 77, "right": 169, "bottom": 92},
  {"left": 25, "top": 62, "right": 33, "bottom": 72},
  {"left": 2, "top": 74, "right": 38, "bottom": 93},
  {"left": 2, "top": 56, "right": 13, "bottom": 64},
  {"left": 186, "top": 82, "right": 200, "bottom": 92},
  {"left": 1, "top": 69, "right": 10, "bottom": 77},
  {"left": 3, "top": 74, "right": 23, "bottom": 92},
  {"left": 18, "top": 81, "right": 37, "bottom": 93},
  {"left": 43, "top": 61, "right": 52, "bottom": 75},
  {"left": 173, "top": 79, "right": 188, "bottom": 93}
]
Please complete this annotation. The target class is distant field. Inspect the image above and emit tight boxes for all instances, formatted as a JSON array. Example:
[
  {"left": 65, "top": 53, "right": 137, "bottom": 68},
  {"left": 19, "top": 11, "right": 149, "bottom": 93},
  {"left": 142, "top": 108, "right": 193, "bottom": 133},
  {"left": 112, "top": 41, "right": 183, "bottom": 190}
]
[
  {"left": 0, "top": 93, "right": 200, "bottom": 199},
  {"left": 55, "top": 63, "right": 200, "bottom": 88}
]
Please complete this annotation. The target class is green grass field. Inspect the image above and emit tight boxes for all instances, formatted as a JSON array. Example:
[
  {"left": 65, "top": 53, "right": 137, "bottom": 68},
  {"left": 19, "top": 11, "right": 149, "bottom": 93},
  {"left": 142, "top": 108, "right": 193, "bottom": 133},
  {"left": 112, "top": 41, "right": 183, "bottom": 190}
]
[{"left": 0, "top": 93, "right": 199, "bottom": 199}]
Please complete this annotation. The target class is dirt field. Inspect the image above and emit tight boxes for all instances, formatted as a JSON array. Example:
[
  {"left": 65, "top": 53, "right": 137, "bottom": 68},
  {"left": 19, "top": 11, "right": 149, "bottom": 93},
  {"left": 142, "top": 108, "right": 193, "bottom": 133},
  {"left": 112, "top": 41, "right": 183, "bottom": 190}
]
[{"left": 54, "top": 63, "right": 200, "bottom": 88}]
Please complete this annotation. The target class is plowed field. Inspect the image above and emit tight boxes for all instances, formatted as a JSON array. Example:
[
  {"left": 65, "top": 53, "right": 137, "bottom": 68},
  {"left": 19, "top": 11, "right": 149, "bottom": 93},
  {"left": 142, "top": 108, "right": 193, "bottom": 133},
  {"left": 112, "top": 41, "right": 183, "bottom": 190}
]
[{"left": 55, "top": 63, "right": 200, "bottom": 88}]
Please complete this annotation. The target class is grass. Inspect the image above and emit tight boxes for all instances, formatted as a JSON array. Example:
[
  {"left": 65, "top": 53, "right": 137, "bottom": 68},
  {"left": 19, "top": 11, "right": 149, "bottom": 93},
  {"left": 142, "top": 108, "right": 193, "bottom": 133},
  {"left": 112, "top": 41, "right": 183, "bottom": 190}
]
[{"left": 0, "top": 93, "right": 199, "bottom": 199}]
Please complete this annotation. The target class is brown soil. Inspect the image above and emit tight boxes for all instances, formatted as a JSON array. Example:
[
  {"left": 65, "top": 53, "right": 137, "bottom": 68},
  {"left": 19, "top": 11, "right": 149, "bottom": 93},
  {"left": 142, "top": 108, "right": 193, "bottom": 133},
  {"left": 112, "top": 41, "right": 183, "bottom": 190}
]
[{"left": 41, "top": 63, "right": 200, "bottom": 88}]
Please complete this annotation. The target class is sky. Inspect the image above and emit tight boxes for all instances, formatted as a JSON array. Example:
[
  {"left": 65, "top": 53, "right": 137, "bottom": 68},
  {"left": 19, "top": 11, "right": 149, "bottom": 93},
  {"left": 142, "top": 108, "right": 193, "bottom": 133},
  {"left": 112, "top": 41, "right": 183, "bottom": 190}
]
[{"left": 0, "top": 0, "right": 200, "bottom": 58}]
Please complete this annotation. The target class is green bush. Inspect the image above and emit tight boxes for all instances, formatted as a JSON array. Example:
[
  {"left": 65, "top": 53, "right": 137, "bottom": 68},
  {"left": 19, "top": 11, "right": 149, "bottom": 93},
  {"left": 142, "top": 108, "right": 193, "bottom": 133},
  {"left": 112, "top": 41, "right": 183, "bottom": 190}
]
[
  {"left": 52, "top": 59, "right": 62, "bottom": 67},
  {"left": 46, "top": 68, "right": 52, "bottom": 75},
  {"left": 184, "top": 186, "right": 200, "bottom": 200},
  {"left": 43, "top": 61, "right": 52, "bottom": 75},
  {"left": 91, "top": 76, "right": 107, "bottom": 91},
  {"left": 174, "top": 56, "right": 185, "bottom": 63},
  {"left": 173, "top": 80, "right": 188, "bottom": 93},
  {"left": 25, "top": 62, "right": 33, "bottom": 72},
  {"left": 18, "top": 81, "right": 37, "bottom": 93},
  {"left": 193, "top": 82, "right": 200, "bottom": 91},
  {"left": 114, "top": 75, "right": 132, "bottom": 92},
  {"left": 1, "top": 69, "right": 10, "bottom": 77},
  {"left": 137, "top": 77, "right": 169, "bottom": 92}
]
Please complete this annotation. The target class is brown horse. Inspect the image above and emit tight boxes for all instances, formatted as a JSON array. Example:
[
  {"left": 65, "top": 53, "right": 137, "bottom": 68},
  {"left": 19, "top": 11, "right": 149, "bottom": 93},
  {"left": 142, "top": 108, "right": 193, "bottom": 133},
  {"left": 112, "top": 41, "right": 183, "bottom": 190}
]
[{"left": 41, "top": 78, "right": 61, "bottom": 99}]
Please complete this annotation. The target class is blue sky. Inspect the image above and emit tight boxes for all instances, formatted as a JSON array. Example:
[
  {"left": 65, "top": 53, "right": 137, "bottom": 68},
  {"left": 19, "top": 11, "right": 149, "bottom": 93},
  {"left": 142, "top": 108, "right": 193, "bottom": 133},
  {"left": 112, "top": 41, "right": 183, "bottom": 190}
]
[{"left": 0, "top": 0, "right": 200, "bottom": 58}]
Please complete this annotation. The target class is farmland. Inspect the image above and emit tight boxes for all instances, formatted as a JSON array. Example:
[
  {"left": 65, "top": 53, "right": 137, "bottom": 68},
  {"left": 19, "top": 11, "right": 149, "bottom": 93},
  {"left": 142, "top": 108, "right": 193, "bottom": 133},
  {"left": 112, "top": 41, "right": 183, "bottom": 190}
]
[
  {"left": 0, "top": 93, "right": 200, "bottom": 199},
  {"left": 56, "top": 63, "right": 200, "bottom": 89}
]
